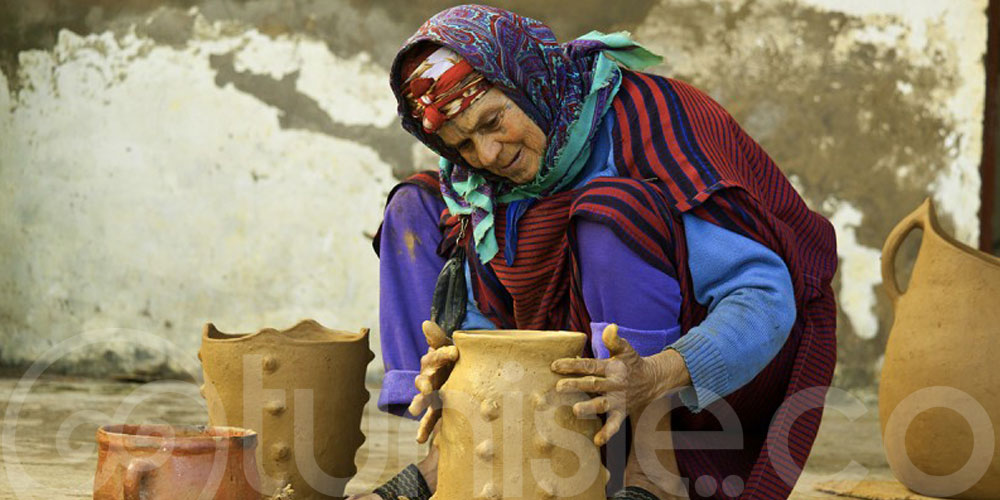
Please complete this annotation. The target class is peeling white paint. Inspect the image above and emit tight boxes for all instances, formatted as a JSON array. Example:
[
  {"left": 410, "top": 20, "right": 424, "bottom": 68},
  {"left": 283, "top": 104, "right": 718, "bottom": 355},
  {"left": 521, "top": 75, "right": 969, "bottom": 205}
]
[
  {"left": 798, "top": 0, "right": 986, "bottom": 246},
  {"left": 0, "top": 20, "right": 396, "bottom": 373},
  {"left": 931, "top": 154, "right": 981, "bottom": 243},
  {"left": 232, "top": 29, "right": 397, "bottom": 128},
  {"left": 798, "top": 0, "right": 976, "bottom": 54},
  {"left": 824, "top": 198, "right": 883, "bottom": 340}
]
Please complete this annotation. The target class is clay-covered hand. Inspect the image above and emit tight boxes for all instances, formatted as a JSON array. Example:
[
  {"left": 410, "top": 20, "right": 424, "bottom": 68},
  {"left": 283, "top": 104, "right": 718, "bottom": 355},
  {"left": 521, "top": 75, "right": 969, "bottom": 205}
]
[
  {"left": 407, "top": 320, "right": 459, "bottom": 444},
  {"left": 551, "top": 324, "right": 690, "bottom": 447}
]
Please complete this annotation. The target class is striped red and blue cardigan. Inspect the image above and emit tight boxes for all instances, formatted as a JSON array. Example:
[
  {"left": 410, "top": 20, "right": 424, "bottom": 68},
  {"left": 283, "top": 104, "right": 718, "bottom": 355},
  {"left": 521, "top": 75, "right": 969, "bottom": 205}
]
[{"left": 387, "top": 70, "right": 838, "bottom": 500}]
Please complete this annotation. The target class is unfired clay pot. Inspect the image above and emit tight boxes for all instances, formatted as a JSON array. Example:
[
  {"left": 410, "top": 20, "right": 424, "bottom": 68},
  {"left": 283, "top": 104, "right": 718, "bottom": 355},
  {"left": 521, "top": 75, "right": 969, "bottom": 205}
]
[
  {"left": 879, "top": 199, "right": 1000, "bottom": 498},
  {"left": 435, "top": 330, "right": 606, "bottom": 500},
  {"left": 199, "top": 319, "right": 373, "bottom": 500},
  {"left": 93, "top": 424, "right": 260, "bottom": 500}
]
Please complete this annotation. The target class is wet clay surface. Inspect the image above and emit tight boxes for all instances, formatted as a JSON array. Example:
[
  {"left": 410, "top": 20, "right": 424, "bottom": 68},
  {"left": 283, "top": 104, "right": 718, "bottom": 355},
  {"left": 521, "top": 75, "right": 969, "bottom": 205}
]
[
  {"left": 436, "top": 330, "right": 605, "bottom": 499},
  {"left": 200, "top": 320, "right": 372, "bottom": 499}
]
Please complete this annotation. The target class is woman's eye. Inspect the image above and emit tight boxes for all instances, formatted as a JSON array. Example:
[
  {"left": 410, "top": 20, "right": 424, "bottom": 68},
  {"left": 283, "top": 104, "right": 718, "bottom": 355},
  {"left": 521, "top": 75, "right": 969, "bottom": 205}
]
[{"left": 485, "top": 114, "right": 501, "bottom": 129}]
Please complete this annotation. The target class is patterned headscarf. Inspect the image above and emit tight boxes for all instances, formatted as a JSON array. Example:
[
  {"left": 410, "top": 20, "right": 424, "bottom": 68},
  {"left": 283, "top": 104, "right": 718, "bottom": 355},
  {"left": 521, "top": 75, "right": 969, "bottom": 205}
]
[
  {"left": 402, "top": 46, "right": 492, "bottom": 133},
  {"left": 390, "top": 5, "right": 660, "bottom": 263}
]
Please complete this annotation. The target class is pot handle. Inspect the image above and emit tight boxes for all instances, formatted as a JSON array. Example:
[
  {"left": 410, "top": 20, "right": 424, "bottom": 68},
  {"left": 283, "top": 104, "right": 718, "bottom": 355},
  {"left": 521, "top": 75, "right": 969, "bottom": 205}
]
[
  {"left": 123, "top": 458, "right": 155, "bottom": 500},
  {"left": 881, "top": 199, "right": 931, "bottom": 305}
]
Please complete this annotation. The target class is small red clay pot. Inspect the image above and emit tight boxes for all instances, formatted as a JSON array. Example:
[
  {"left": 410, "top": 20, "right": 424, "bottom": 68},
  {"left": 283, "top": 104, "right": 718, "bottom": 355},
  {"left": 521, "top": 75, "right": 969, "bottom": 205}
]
[{"left": 93, "top": 424, "right": 261, "bottom": 500}]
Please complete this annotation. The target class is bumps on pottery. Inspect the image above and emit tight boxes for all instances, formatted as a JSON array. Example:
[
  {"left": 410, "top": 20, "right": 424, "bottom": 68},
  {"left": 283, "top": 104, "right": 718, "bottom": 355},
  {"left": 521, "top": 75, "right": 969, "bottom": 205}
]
[
  {"left": 480, "top": 399, "right": 500, "bottom": 421},
  {"left": 475, "top": 439, "right": 494, "bottom": 461},
  {"left": 272, "top": 443, "right": 290, "bottom": 462},
  {"left": 531, "top": 390, "right": 550, "bottom": 410},
  {"left": 479, "top": 482, "right": 501, "bottom": 500},
  {"left": 265, "top": 400, "right": 286, "bottom": 416},
  {"left": 263, "top": 356, "right": 279, "bottom": 373},
  {"left": 537, "top": 478, "right": 557, "bottom": 499},
  {"left": 533, "top": 434, "right": 554, "bottom": 453}
]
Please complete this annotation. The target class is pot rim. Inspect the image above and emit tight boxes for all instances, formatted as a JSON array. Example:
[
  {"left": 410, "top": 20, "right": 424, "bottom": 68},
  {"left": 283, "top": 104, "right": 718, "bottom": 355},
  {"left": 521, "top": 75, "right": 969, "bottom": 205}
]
[
  {"left": 452, "top": 330, "right": 587, "bottom": 341},
  {"left": 202, "top": 319, "right": 368, "bottom": 344},
  {"left": 914, "top": 200, "right": 1000, "bottom": 269},
  {"left": 97, "top": 424, "right": 257, "bottom": 452}
]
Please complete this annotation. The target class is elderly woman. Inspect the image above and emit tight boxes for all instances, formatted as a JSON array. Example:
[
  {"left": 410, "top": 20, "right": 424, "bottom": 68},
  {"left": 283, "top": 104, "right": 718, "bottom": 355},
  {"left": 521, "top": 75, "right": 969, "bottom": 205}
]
[{"left": 362, "top": 5, "right": 837, "bottom": 500}]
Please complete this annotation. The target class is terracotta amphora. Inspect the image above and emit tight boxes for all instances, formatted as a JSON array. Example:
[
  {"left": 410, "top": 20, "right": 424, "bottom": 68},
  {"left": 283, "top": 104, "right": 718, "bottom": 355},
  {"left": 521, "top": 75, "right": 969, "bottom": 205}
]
[
  {"left": 879, "top": 199, "right": 1000, "bottom": 498},
  {"left": 93, "top": 424, "right": 260, "bottom": 500},
  {"left": 435, "top": 330, "right": 607, "bottom": 500},
  {"left": 199, "top": 319, "right": 373, "bottom": 500}
]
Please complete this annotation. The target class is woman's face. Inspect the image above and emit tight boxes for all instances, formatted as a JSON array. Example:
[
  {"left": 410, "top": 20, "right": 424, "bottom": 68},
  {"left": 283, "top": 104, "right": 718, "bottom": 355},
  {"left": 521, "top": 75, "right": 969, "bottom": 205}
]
[{"left": 436, "top": 88, "right": 546, "bottom": 185}]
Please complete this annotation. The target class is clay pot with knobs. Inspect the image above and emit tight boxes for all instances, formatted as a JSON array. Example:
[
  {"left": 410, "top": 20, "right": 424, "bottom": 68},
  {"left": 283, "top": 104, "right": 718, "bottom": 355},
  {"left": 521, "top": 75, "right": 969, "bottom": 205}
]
[
  {"left": 434, "top": 330, "right": 607, "bottom": 500},
  {"left": 199, "top": 319, "right": 373, "bottom": 500}
]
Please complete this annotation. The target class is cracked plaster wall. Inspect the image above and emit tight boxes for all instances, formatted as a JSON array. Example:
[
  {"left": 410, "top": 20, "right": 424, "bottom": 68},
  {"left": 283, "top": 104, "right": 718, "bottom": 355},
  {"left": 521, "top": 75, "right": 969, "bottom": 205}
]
[{"left": 0, "top": 0, "right": 989, "bottom": 388}]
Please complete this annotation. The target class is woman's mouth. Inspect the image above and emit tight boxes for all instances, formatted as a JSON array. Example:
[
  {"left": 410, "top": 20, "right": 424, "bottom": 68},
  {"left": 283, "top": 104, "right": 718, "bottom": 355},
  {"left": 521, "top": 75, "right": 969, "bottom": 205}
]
[{"left": 503, "top": 149, "right": 522, "bottom": 171}]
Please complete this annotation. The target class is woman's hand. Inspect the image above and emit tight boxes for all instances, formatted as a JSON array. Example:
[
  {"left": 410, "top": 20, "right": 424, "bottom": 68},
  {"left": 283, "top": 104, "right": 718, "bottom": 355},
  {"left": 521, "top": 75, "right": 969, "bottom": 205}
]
[
  {"left": 407, "top": 320, "right": 458, "bottom": 443},
  {"left": 551, "top": 324, "right": 691, "bottom": 446}
]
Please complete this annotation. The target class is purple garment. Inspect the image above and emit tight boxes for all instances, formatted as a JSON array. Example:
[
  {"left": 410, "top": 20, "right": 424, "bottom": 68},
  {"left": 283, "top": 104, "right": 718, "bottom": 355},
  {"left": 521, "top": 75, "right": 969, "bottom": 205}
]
[
  {"left": 579, "top": 214, "right": 796, "bottom": 413},
  {"left": 377, "top": 184, "right": 447, "bottom": 417},
  {"left": 577, "top": 219, "right": 683, "bottom": 358}
]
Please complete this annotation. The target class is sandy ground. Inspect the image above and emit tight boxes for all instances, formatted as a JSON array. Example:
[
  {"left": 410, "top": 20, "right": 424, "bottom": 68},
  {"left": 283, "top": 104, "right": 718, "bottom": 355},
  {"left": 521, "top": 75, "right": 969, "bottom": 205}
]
[{"left": 0, "top": 377, "right": 897, "bottom": 499}]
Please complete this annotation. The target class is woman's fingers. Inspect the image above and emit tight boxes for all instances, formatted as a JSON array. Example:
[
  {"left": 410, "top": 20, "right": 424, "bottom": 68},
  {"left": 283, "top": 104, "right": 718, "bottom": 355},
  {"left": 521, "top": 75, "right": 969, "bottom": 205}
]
[
  {"left": 416, "top": 406, "right": 440, "bottom": 444},
  {"left": 422, "top": 320, "right": 453, "bottom": 349},
  {"left": 412, "top": 342, "right": 459, "bottom": 419},
  {"left": 594, "top": 409, "right": 627, "bottom": 447},
  {"left": 551, "top": 357, "right": 607, "bottom": 376},
  {"left": 417, "top": 346, "right": 458, "bottom": 386},
  {"left": 414, "top": 372, "right": 434, "bottom": 394},
  {"left": 408, "top": 391, "right": 431, "bottom": 416},
  {"left": 556, "top": 375, "right": 621, "bottom": 394},
  {"left": 419, "top": 346, "right": 459, "bottom": 373},
  {"left": 602, "top": 323, "right": 636, "bottom": 358},
  {"left": 431, "top": 345, "right": 459, "bottom": 364},
  {"left": 572, "top": 396, "right": 611, "bottom": 418}
]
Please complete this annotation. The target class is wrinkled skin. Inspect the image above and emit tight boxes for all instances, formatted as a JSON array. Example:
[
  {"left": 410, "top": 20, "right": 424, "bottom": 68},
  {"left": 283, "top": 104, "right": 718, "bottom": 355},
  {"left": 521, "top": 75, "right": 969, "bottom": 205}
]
[
  {"left": 552, "top": 324, "right": 691, "bottom": 446},
  {"left": 436, "top": 87, "right": 546, "bottom": 185}
]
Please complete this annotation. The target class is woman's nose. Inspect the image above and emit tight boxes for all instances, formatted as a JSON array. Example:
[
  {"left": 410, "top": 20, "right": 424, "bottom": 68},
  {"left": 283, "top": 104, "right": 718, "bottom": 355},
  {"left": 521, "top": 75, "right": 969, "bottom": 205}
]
[{"left": 473, "top": 135, "right": 501, "bottom": 167}]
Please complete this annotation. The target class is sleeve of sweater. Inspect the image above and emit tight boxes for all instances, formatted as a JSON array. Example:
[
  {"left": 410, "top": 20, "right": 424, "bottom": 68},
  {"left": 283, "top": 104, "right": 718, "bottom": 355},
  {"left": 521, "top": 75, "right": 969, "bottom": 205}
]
[
  {"left": 377, "top": 185, "right": 448, "bottom": 418},
  {"left": 668, "top": 213, "right": 797, "bottom": 411},
  {"left": 575, "top": 214, "right": 796, "bottom": 413}
]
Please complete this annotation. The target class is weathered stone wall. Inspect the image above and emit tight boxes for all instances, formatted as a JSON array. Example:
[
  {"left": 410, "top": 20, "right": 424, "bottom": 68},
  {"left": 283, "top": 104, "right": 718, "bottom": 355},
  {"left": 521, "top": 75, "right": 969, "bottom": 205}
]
[{"left": 0, "top": 0, "right": 989, "bottom": 388}]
